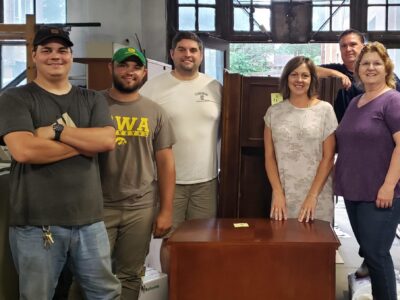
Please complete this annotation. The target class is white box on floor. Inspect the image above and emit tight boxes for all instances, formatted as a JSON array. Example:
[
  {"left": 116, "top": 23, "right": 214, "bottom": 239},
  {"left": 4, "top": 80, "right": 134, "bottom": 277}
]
[
  {"left": 138, "top": 267, "right": 168, "bottom": 300},
  {"left": 348, "top": 271, "right": 400, "bottom": 300}
]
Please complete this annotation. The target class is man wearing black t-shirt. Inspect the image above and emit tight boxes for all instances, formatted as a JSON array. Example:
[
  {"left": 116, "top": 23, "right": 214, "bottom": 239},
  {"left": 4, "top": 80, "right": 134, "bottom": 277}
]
[
  {"left": 317, "top": 29, "right": 365, "bottom": 122},
  {"left": 0, "top": 27, "right": 120, "bottom": 299}
]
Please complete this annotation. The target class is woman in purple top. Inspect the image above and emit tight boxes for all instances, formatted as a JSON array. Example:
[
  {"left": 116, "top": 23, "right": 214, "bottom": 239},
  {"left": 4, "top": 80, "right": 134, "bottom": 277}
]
[{"left": 335, "top": 42, "right": 400, "bottom": 300}]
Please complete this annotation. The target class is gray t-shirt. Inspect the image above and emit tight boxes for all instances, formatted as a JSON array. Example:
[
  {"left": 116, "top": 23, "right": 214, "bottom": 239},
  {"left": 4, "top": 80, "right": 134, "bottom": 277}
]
[
  {"left": 0, "top": 82, "right": 113, "bottom": 226},
  {"left": 99, "top": 92, "right": 176, "bottom": 209},
  {"left": 335, "top": 89, "right": 400, "bottom": 201}
]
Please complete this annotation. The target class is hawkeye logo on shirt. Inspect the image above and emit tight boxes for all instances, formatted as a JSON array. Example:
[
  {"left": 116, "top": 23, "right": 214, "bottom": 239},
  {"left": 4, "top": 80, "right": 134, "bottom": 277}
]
[{"left": 112, "top": 115, "right": 149, "bottom": 145}]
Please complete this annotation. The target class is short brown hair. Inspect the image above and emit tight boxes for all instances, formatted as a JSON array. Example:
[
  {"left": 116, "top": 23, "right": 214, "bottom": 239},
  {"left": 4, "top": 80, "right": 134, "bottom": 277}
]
[
  {"left": 279, "top": 56, "right": 319, "bottom": 99},
  {"left": 354, "top": 41, "right": 395, "bottom": 89},
  {"left": 171, "top": 31, "right": 203, "bottom": 51}
]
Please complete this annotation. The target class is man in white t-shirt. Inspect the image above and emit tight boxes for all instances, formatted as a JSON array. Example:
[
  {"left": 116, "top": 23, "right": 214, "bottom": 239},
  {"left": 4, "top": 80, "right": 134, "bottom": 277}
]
[{"left": 140, "top": 31, "right": 222, "bottom": 272}]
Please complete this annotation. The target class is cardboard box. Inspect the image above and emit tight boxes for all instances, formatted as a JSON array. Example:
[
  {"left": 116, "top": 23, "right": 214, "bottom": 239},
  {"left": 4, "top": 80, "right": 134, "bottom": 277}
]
[
  {"left": 348, "top": 270, "right": 400, "bottom": 300},
  {"left": 138, "top": 267, "right": 168, "bottom": 300}
]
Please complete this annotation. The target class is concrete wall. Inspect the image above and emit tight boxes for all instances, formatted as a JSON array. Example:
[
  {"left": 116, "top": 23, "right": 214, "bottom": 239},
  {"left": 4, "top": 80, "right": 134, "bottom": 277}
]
[
  {"left": 67, "top": 0, "right": 167, "bottom": 61},
  {"left": 67, "top": 0, "right": 167, "bottom": 80},
  {"left": 141, "top": 0, "right": 169, "bottom": 62}
]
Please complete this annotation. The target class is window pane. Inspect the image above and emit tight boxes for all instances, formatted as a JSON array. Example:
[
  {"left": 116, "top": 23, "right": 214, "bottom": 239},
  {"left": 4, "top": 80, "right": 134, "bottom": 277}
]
[
  {"left": 199, "top": 0, "right": 216, "bottom": 4},
  {"left": 4, "top": 0, "right": 66, "bottom": 24},
  {"left": 368, "top": 6, "right": 386, "bottom": 30},
  {"left": 254, "top": 8, "right": 270, "bottom": 31},
  {"left": 1, "top": 46, "right": 26, "bottom": 88},
  {"left": 234, "top": 0, "right": 252, "bottom": 4},
  {"left": 179, "top": 0, "right": 195, "bottom": 4},
  {"left": 36, "top": 0, "right": 66, "bottom": 23},
  {"left": 199, "top": 7, "right": 215, "bottom": 31},
  {"left": 205, "top": 48, "right": 224, "bottom": 84},
  {"left": 312, "top": 0, "right": 328, "bottom": 4},
  {"left": 179, "top": 7, "right": 196, "bottom": 30},
  {"left": 388, "top": 49, "right": 400, "bottom": 75},
  {"left": 234, "top": 7, "right": 250, "bottom": 31},
  {"left": 229, "top": 43, "right": 338, "bottom": 76},
  {"left": 312, "top": 6, "right": 330, "bottom": 31},
  {"left": 368, "top": 0, "right": 386, "bottom": 3},
  {"left": 332, "top": 6, "right": 350, "bottom": 31},
  {"left": 389, "top": 0, "right": 400, "bottom": 3},
  {"left": 332, "top": 0, "right": 350, "bottom": 4},
  {"left": 253, "top": 0, "right": 271, "bottom": 4},
  {"left": 388, "top": 6, "right": 400, "bottom": 30},
  {"left": 4, "top": 0, "right": 33, "bottom": 24}
]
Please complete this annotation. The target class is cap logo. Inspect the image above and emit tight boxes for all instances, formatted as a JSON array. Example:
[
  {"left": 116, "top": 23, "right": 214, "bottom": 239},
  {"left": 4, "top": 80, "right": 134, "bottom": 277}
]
[
  {"left": 127, "top": 48, "right": 136, "bottom": 54},
  {"left": 50, "top": 28, "right": 60, "bottom": 34}
]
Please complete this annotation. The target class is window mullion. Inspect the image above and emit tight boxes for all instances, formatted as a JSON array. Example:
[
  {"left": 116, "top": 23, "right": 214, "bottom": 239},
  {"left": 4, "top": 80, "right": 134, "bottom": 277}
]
[{"left": 385, "top": 1, "right": 389, "bottom": 31}]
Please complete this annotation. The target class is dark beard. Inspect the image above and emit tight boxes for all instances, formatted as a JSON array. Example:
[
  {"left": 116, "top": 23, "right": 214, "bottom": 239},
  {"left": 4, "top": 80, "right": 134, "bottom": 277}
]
[{"left": 112, "top": 73, "right": 144, "bottom": 94}]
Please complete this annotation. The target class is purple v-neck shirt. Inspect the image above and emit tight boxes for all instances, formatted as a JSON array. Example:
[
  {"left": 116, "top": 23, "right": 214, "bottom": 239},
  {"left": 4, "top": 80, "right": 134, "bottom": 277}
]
[{"left": 334, "top": 89, "right": 400, "bottom": 202}]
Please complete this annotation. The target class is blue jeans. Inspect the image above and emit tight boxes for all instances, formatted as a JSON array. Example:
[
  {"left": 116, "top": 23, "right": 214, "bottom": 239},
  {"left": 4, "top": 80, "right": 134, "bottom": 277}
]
[
  {"left": 345, "top": 198, "right": 400, "bottom": 300},
  {"left": 9, "top": 221, "right": 121, "bottom": 300}
]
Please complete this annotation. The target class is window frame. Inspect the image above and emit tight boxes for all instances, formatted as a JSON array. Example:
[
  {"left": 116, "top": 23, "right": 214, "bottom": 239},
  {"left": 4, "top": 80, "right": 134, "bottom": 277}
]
[
  {"left": 0, "top": 0, "right": 67, "bottom": 88},
  {"left": 171, "top": 0, "right": 220, "bottom": 33},
  {"left": 168, "top": 0, "right": 400, "bottom": 47}
]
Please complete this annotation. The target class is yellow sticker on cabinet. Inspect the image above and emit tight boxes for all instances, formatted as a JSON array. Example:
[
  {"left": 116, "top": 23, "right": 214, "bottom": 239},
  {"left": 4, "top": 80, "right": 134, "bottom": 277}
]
[
  {"left": 271, "top": 93, "right": 283, "bottom": 105},
  {"left": 233, "top": 223, "right": 249, "bottom": 228}
]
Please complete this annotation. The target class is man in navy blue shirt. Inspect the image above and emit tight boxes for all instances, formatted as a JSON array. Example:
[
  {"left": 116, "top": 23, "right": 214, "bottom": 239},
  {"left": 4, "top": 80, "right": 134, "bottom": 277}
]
[{"left": 317, "top": 29, "right": 400, "bottom": 122}]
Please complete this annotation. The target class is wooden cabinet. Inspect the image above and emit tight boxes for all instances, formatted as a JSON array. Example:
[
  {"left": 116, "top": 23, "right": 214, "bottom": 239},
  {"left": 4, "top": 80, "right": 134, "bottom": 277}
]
[
  {"left": 168, "top": 218, "right": 340, "bottom": 300},
  {"left": 218, "top": 72, "right": 341, "bottom": 218},
  {"left": 74, "top": 58, "right": 112, "bottom": 91},
  {"left": 0, "top": 174, "right": 19, "bottom": 299}
]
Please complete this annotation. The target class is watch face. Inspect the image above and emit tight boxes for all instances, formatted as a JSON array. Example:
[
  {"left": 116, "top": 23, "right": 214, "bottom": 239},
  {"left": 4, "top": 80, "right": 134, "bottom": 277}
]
[
  {"left": 53, "top": 123, "right": 64, "bottom": 140},
  {"left": 54, "top": 124, "right": 64, "bottom": 132}
]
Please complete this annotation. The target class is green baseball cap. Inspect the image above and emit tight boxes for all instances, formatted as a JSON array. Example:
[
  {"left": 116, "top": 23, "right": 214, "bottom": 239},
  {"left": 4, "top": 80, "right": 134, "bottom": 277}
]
[{"left": 112, "top": 47, "right": 146, "bottom": 66}]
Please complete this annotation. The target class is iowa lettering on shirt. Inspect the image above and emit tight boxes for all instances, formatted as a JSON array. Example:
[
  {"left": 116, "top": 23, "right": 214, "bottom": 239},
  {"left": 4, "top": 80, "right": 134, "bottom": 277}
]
[{"left": 112, "top": 115, "right": 149, "bottom": 145}]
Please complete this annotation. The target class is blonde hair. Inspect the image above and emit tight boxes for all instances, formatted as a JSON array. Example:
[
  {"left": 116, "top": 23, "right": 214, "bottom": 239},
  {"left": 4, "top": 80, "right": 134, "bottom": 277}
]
[{"left": 354, "top": 41, "right": 396, "bottom": 89}]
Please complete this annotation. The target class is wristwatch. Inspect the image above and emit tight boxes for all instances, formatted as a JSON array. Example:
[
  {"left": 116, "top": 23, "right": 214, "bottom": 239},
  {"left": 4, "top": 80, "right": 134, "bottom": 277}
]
[{"left": 52, "top": 123, "right": 64, "bottom": 141}]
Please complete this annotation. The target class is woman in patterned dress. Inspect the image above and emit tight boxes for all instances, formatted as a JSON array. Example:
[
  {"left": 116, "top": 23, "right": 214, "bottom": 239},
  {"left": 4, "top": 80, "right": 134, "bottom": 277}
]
[{"left": 263, "top": 56, "right": 337, "bottom": 223}]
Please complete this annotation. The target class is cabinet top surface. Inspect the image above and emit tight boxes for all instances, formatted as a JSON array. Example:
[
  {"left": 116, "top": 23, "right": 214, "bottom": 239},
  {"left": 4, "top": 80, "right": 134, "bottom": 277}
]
[{"left": 168, "top": 218, "right": 340, "bottom": 246}]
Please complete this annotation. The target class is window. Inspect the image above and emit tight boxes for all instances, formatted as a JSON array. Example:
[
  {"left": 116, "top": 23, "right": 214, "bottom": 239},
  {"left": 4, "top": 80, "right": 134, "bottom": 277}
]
[
  {"left": 204, "top": 48, "right": 224, "bottom": 83},
  {"left": 229, "top": 43, "right": 340, "bottom": 76},
  {"left": 368, "top": 0, "right": 400, "bottom": 31},
  {"left": 4, "top": 0, "right": 33, "bottom": 23},
  {"left": 4, "top": 0, "right": 65, "bottom": 24},
  {"left": 312, "top": 0, "right": 350, "bottom": 32},
  {"left": 168, "top": 0, "right": 400, "bottom": 52},
  {"left": 177, "top": 0, "right": 216, "bottom": 31},
  {"left": 233, "top": 0, "right": 271, "bottom": 32},
  {"left": 1, "top": 0, "right": 66, "bottom": 88},
  {"left": 388, "top": 48, "right": 400, "bottom": 75},
  {"left": 35, "top": 0, "right": 66, "bottom": 24}
]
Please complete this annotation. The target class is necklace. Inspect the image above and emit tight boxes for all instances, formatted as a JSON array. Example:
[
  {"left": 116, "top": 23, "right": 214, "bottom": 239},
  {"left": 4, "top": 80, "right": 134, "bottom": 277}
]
[{"left": 298, "top": 109, "right": 309, "bottom": 139}]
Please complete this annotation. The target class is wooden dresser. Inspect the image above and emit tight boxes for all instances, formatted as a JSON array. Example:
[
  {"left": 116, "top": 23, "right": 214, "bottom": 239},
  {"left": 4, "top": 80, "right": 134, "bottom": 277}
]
[{"left": 168, "top": 218, "right": 340, "bottom": 300}]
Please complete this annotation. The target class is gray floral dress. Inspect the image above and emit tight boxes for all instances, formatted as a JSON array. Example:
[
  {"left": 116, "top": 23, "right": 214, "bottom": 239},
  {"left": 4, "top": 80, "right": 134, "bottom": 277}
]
[{"left": 264, "top": 100, "right": 338, "bottom": 222}]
